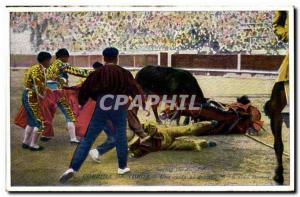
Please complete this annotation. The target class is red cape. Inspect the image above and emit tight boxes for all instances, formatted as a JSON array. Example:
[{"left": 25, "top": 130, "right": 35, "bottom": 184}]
[{"left": 14, "top": 88, "right": 96, "bottom": 138}]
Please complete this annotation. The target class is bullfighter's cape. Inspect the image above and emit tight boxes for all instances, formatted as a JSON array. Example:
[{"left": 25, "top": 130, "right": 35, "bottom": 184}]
[
  {"left": 15, "top": 88, "right": 60, "bottom": 135},
  {"left": 14, "top": 85, "right": 145, "bottom": 138},
  {"left": 14, "top": 87, "right": 95, "bottom": 138}
]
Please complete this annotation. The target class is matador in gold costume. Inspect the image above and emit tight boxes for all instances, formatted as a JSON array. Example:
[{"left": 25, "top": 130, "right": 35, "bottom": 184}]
[
  {"left": 22, "top": 52, "right": 52, "bottom": 151},
  {"left": 128, "top": 121, "right": 218, "bottom": 158},
  {"left": 45, "top": 48, "right": 91, "bottom": 143}
]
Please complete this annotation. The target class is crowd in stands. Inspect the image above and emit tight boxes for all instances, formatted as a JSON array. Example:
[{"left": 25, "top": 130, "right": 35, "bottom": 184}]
[{"left": 10, "top": 11, "right": 288, "bottom": 54}]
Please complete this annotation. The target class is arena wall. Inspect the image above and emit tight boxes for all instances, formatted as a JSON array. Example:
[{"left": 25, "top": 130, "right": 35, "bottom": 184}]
[
  {"left": 171, "top": 54, "right": 237, "bottom": 69},
  {"left": 10, "top": 54, "right": 285, "bottom": 74},
  {"left": 240, "top": 55, "right": 284, "bottom": 71}
]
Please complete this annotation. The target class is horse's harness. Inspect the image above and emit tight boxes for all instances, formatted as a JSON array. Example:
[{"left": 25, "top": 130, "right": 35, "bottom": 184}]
[
  {"left": 205, "top": 99, "right": 240, "bottom": 134},
  {"left": 225, "top": 107, "right": 240, "bottom": 134},
  {"left": 169, "top": 99, "right": 241, "bottom": 133}
]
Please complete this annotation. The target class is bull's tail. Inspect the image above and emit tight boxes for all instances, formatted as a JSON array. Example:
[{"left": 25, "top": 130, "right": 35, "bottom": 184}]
[{"left": 264, "top": 100, "right": 271, "bottom": 117}]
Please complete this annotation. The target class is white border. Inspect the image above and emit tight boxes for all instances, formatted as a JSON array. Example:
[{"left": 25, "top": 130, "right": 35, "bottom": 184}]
[
  {"left": 288, "top": 5, "right": 295, "bottom": 193},
  {"left": 5, "top": 5, "right": 295, "bottom": 192}
]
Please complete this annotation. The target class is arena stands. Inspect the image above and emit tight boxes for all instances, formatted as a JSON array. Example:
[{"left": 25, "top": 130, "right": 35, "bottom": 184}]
[{"left": 10, "top": 11, "right": 288, "bottom": 55}]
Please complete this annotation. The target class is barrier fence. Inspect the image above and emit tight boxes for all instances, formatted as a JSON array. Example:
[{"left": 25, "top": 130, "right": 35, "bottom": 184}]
[{"left": 10, "top": 53, "right": 284, "bottom": 75}]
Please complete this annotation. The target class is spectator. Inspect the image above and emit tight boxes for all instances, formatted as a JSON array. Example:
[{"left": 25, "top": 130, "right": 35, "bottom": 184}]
[{"left": 10, "top": 11, "right": 287, "bottom": 54}]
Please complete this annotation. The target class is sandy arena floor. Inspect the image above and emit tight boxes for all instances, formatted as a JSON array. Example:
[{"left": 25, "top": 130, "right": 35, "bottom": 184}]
[{"left": 9, "top": 69, "right": 290, "bottom": 187}]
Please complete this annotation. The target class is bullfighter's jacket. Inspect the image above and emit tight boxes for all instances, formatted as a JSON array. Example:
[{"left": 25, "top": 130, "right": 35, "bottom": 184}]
[
  {"left": 24, "top": 64, "right": 47, "bottom": 96},
  {"left": 46, "top": 59, "right": 90, "bottom": 88},
  {"left": 23, "top": 64, "right": 47, "bottom": 132},
  {"left": 273, "top": 11, "right": 289, "bottom": 82}
]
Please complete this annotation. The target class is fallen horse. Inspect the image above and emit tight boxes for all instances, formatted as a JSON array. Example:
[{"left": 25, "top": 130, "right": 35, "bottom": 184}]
[{"left": 159, "top": 96, "right": 263, "bottom": 135}]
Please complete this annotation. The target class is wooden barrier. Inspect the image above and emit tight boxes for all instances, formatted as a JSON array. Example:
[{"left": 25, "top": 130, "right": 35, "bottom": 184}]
[
  {"left": 134, "top": 55, "right": 158, "bottom": 67},
  {"left": 241, "top": 55, "right": 285, "bottom": 71},
  {"left": 160, "top": 52, "right": 168, "bottom": 67},
  {"left": 71, "top": 55, "right": 90, "bottom": 67},
  {"left": 10, "top": 54, "right": 157, "bottom": 68},
  {"left": 10, "top": 53, "right": 285, "bottom": 73},
  {"left": 10, "top": 54, "right": 36, "bottom": 67},
  {"left": 171, "top": 54, "right": 237, "bottom": 69}
]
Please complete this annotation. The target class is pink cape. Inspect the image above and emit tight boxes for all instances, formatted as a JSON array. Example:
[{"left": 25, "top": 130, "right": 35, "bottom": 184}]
[
  {"left": 14, "top": 87, "right": 96, "bottom": 138},
  {"left": 74, "top": 98, "right": 96, "bottom": 137}
]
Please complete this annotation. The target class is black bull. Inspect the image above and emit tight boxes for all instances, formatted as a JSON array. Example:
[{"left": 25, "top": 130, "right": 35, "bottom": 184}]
[{"left": 135, "top": 65, "right": 206, "bottom": 124}]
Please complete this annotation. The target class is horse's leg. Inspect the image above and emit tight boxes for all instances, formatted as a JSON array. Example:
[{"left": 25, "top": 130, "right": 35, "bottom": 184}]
[
  {"left": 174, "top": 110, "right": 181, "bottom": 126},
  {"left": 169, "top": 110, "right": 180, "bottom": 126},
  {"left": 176, "top": 116, "right": 181, "bottom": 126},
  {"left": 183, "top": 116, "right": 190, "bottom": 125},
  {"left": 152, "top": 103, "right": 162, "bottom": 124},
  {"left": 269, "top": 82, "right": 287, "bottom": 185},
  {"left": 175, "top": 97, "right": 181, "bottom": 126}
]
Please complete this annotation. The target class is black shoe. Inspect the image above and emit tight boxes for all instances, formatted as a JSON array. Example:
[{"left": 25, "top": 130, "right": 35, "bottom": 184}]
[
  {"left": 22, "top": 143, "right": 29, "bottom": 149},
  {"left": 59, "top": 170, "right": 74, "bottom": 184},
  {"left": 70, "top": 140, "right": 80, "bottom": 145},
  {"left": 29, "top": 146, "right": 44, "bottom": 151},
  {"left": 40, "top": 136, "right": 52, "bottom": 142},
  {"left": 207, "top": 141, "right": 217, "bottom": 147}
]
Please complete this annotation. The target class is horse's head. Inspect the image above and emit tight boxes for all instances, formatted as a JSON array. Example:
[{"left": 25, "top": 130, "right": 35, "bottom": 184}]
[{"left": 237, "top": 95, "right": 251, "bottom": 105}]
